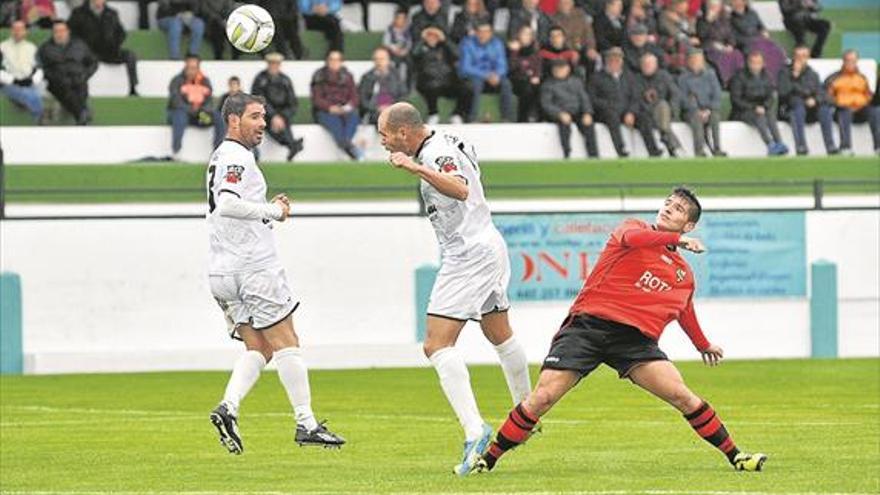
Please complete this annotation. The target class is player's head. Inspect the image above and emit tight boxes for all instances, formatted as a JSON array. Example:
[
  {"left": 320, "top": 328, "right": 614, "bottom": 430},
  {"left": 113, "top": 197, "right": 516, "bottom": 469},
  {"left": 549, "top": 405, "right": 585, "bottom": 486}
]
[
  {"left": 222, "top": 92, "right": 267, "bottom": 149},
  {"left": 377, "top": 102, "right": 425, "bottom": 154},
  {"left": 656, "top": 186, "right": 701, "bottom": 233}
]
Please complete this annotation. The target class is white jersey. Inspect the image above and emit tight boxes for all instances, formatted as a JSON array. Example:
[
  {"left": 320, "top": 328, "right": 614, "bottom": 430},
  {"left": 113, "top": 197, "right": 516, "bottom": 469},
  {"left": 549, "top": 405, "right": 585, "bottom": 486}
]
[
  {"left": 416, "top": 129, "right": 502, "bottom": 259},
  {"left": 206, "top": 139, "right": 281, "bottom": 275}
]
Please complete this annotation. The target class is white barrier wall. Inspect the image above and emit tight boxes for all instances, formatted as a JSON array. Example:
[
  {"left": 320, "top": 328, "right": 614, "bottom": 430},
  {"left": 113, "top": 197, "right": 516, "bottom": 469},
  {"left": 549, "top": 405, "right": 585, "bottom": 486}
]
[{"left": 0, "top": 210, "right": 877, "bottom": 374}]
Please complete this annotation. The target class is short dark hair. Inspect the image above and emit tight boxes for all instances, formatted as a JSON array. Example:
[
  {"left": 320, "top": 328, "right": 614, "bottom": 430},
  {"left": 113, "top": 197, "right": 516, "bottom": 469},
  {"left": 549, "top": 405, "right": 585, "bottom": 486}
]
[
  {"left": 672, "top": 186, "right": 702, "bottom": 222},
  {"left": 549, "top": 25, "right": 565, "bottom": 35},
  {"left": 184, "top": 53, "right": 201, "bottom": 63},
  {"left": 228, "top": 76, "right": 240, "bottom": 84},
  {"left": 222, "top": 92, "right": 266, "bottom": 124},
  {"left": 475, "top": 19, "right": 493, "bottom": 29}
]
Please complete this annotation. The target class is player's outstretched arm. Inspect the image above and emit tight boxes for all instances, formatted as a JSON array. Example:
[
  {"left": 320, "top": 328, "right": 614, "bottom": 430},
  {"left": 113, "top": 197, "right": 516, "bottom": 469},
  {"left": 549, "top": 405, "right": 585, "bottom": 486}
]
[
  {"left": 216, "top": 192, "right": 289, "bottom": 222},
  {"left": 388, "top": 152, "right": 469, "bottom": 201},
  {"left": 679, "top": 299, "right": 722, "bottom": 366}
]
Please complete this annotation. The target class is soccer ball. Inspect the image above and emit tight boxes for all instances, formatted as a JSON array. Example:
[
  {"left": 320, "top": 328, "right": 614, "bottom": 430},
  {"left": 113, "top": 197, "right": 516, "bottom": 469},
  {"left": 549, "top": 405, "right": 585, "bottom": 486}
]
[{"left": 226, "top": 4, "right": 275, "bottom": 53}]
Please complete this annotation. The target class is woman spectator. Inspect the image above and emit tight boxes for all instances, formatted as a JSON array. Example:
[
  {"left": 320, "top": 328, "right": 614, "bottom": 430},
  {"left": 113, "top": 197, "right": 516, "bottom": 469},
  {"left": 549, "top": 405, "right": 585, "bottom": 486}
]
[
  {"left": 451, "top": 0, "right": 492, "bottom": 44},
  {"left": 311, "top": 50, "right": 363, "bottom": 160},
  {"left": 383, "top": 9, "right": 413, "bottom": 89},
  {"left": 508, "top": 25, "right": 543, "bottom": 122},
  {"left": 730, "top": 0, "right": 785, "bottom": 83},
  {"left": 697, "top": 0, "right": 744, "bottom": 87},
  {"left": 508, "top": 0, "right": 552, "bottom": 46},
  {"left": 20, "top": 0, "right": 56, "bottom": 28}
]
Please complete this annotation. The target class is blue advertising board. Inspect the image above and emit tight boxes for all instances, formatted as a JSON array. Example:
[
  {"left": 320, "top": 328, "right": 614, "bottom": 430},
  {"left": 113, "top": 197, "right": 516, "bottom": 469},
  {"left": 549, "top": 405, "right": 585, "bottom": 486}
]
[{"left": 494, "top": 211, "right": 806, "bottom": 301}]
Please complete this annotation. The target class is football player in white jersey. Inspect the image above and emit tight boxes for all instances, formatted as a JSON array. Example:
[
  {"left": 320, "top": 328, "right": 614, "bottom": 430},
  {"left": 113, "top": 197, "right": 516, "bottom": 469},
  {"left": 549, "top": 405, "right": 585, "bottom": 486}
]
[
  {"left": 377, "top": 102, "right": 532, "bottom": 475},
  {"left": 207, "top": 92, "right": 344, "bottom": 453}
]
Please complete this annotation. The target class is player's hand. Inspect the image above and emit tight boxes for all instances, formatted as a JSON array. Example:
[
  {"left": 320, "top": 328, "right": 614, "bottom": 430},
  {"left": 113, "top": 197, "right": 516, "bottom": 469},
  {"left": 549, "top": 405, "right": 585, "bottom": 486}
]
[
  {"left": 271, "top": 193, "right": 290, "bottom": 206},
  {"left": 272, "top": 197, "right": 291, "bottom": 221},
  {"left": 389, "top": 151, "right": 417, "bottom": 172},
  {"left": 559, "top": 112, "right": 572, "bottom": 125},
  {"left": 701, "top": 344, "right": 724, "bottom": 366},
  {"left": 755, "top": 105, "right": 765, "bottom": 115},
  {"left": 678, "top": 236, "right": 706, "bottom": 253},
  {"left": 581, "top": 113, "right": 593, "bottom": 126}
]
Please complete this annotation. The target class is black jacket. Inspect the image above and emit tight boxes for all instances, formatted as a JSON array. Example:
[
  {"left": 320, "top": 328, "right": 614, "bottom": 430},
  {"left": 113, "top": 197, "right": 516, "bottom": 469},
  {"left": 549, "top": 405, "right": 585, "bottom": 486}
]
[
  {"left": 593, "top": 12, "right": 626, "bottom": 52},
  {"left": 628, "top": 68, "right": 680, "bottom": 114},
  {"left": 412, "top": 40, "right": 460, "bottom": 90},
  {"left": 37, "top": 37, "right": 98, "bottom": 87},
  {"left": 623, "top": 40, "right": 666, "bottom": 74},
  {"left": 251, "top": 69, "right": 298, "bottom": 121},
  {"left": 68, "top": 4, "right": 126, "bottom": 59},
  {"left": 777, "top": 63, "right": 826, "bottom": 116},
  {"left": 729, "top": 67, "right": 775, "bottom": 117},
  {"left": 410, "top": 8, "right": 449, "bottom": 39},
  {"left": 358, "top": 67, "right": 408, "bottom": 121},
  {"left": 257, "top": 0, "right": 298, "bottom": 22},
  {"left": 450, "top": 11, "right": 491, "bottom": 43},
  {"left": 540, "top": 75, "right": 593, "bottom": 118},
  {"left": 507, "top": 8, "right": 552, "bottom": 45},
  {"left": 730, "top": 7, "right": 765, "bottom": 50},
  {"left": 587, "top": 69, "right": 633, "bottom": 117}
]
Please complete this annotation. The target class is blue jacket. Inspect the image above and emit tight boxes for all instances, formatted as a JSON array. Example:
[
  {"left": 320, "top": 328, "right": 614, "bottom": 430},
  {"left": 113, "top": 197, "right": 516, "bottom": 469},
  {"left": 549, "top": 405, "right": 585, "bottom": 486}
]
[
  {"left": 458, "top": 35, "right": 508, "bottom": 80},
  {"left": 298, "top": 0, "right": 340, "bottom": 14}
]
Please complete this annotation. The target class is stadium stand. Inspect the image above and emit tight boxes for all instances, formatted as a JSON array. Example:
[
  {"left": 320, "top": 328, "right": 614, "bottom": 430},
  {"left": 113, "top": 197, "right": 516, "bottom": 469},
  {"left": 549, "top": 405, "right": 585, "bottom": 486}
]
[{"left": 1, "top": 0, "right": 877, "bottom": 162}]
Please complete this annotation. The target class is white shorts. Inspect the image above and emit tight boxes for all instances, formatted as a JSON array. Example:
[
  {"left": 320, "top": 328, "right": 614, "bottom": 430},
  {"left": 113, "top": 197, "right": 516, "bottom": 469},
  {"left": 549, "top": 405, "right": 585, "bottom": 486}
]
[
  {"left": 209, "top": 266, "right": 299, "bottom": 339},
  {"left": 427, "top": 241, "right": 511, "bottom": 321}
]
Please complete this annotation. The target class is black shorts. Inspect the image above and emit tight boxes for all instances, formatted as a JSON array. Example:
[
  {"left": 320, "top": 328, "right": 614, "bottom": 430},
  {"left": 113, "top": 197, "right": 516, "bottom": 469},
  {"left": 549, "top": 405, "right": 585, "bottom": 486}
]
[{"left": 541, "top": 313, "right": 668, "bottom": 379}]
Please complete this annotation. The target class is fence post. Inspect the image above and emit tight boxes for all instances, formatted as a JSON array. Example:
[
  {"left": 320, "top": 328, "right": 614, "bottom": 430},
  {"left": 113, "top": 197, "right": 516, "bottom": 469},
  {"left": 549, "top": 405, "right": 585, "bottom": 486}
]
[
  {"left": 809, "top": 260, "right": 838, "bottom": 358},
  {"left": 414, "top": 265, "right": 438, "bottom": 342},
  {"left": 0, "top": 272, "right": 23, "bottom": 374},
  {"left": 813, "top": 179, "right": 823, "bottom": 210}
]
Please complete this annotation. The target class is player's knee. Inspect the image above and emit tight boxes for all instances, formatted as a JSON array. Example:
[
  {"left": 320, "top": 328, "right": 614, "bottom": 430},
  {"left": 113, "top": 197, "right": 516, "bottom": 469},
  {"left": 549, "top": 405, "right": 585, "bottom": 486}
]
[
  {"left": 669, "top": 387, "right": 700, "bottom": 412},
  {"left": 527, "top": 387, "right": 556, "bottom": 415},
  {"left": 422, "top": 342, "right": 444, "bottom": 358}
]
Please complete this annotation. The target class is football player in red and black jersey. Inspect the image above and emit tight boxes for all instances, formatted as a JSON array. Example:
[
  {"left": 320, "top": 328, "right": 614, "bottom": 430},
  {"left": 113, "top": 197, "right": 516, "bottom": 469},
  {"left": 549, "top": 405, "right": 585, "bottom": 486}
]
[{"left": 472, "top": 187, "right": 768, "bottom": 474}]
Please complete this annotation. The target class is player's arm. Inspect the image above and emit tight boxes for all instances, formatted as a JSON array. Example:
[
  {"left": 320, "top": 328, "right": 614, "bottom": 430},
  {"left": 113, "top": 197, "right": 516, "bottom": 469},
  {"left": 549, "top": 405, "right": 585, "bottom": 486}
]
[
  {"left": 389, "top": 151, "right": 469, "bottom": 201},
  {"left": 619, "top": 225, "right": 706, "bottom": 253},
  {"left": 216, "top": 191, "right": 290, "bottom": 222},
  {"left": 679, "top": 298, "right": 724, "bottom": 366}
]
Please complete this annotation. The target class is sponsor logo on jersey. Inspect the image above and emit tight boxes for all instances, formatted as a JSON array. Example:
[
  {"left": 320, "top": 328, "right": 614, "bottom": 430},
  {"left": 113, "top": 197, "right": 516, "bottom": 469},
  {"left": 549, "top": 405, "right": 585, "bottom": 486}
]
[
  {"left": 435, "top": 156, "right": 458, "bottom": 173},
  {"left": 660, "top": 254, "right": 673, "bottom": 265},
  {"left": 675, "top": 268, "right": 686, "bottom": 283},
  {"left": 225, "top": 165, "right": 244, "bottom": 183},
  {"left": 634, "top": 270, "right": 672, "bottom": 293}
]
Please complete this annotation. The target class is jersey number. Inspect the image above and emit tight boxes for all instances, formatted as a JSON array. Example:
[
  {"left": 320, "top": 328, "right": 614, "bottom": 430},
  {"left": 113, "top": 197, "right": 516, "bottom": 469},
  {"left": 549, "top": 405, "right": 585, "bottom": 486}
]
[{"left": 207, "top": 165, "right": 216, "bottom": 213}]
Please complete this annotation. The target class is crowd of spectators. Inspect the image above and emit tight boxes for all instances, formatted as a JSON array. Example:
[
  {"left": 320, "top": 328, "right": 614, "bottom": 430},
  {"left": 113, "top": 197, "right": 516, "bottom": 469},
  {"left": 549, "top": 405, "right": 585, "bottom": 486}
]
[{"left": 1, "top": 0, "right": 878, "bottom": 158}]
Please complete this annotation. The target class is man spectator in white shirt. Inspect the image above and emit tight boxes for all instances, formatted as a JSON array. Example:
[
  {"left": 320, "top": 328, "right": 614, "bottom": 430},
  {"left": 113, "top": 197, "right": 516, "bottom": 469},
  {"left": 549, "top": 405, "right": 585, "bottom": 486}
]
[{"left": 0, "top": 20, "right": 44, "bottom": 123}]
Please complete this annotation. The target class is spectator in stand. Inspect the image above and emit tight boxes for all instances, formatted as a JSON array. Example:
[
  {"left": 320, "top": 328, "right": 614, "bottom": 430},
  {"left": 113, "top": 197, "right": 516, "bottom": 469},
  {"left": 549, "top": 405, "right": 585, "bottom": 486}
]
[
  {"left": 507, "top": 0, "right": 552, "bottom": 46},
  {"left": 778, "top": 45, "right": 836, "bottom": 155},
  {"left": 68, "top": 0, "right": 139, "bottom": 96},
  {"left": 311, "top": 50, "right": 363, "bottom": 160},
  {"left": 459, "top": 20, "right": 514, "bottom": 122},
  {"left": 410, "top": 0, "right": 449, "bottom": 40},
  {"left": 587, "top": 47, "right": 634, "bottom": 157},
  {"left": 20, "top": 0, "right": 56, "bottom": 28},
  {"left": 678, "top": 48, "right": 726, "bottom": 156},
  {"left": 508, "top": 25, "right": 543, "bottom": 122},
  {"left": 697, "top": 0, "right": 744, "bottom": 88},
  {"left": 551, "top": 0, "right": 591, "bottom": 52},
  {"left": 252, "top": 53, "right": 305, "bottom": 161},
  {"left": 217, "top": 75, "right": 241, "bottom": 115},
  {"left": 730, "top": 50, "right": 788, "bottom": 155},
  {"left": 539, "top": 26, "right": 580, "bottom": 78},
  {"left": 779, "top": 0, "right": 829, "bottom": 58},
  {"left": 624, "top": 23, "right": 666, "bottom": 74},
  {"left": 299, "top": 0, "right": 344, "bottom": 53},
  {"left": 383, "top": 9, "right": 413, "bottom": 87},
  {"left": 0, "top": 20, "right": 43, "bottom": 122},
  {"left": 359, "top": 47, "right": 408, "bottom": 124},
  {"left": 259, "top": 0, "right": 305, "bottom": 60},
  {"left": 541, "top": 59, "right": 598, "bottom": 158},
  {"left": 825, "top": 49, "right": 880, "bottom": 156},
  {"left": 593, "top": 0, "right": 626, "bottom": 53},
  {"left": 629, "top": 52, "right": 683, "bottom": 156},
  {"left": 199, "top": 0, "right": 238, "bottom": 60},
  {"left": 658, "top": 0, "right": 700, "bottom": 74},
  {"left": 167, "top": 54, "right": 223, "bottom": 159},
  {"left": 451, "top": 0, "right": 492, "bottom": 43},
  {"left": 156, "top": 0, "right": 205, "bottom": 60},
  {"left": 626, "top": 0, "right": 659, "bottom": 42},
  {"left": 411, "top": 25, "right": 470, "bottom": 124},
  {"left": 38, "top": 21, "right": 97, "bottom": 124},
  {"left": 730, "top": 0, "right": 785, "bottom": 83}
]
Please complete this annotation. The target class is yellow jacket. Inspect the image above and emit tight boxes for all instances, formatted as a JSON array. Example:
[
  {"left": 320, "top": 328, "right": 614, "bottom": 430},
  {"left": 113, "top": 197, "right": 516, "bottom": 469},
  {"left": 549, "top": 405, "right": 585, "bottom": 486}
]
[{"left": 826, "top": 69, "right": 873, "bottom": 110}]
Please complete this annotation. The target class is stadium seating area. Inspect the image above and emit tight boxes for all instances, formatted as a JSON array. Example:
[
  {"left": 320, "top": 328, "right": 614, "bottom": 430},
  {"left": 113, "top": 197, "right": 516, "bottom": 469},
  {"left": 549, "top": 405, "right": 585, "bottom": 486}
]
[{"left": 1, "top": 0, "right": 878, "bottom": 162}]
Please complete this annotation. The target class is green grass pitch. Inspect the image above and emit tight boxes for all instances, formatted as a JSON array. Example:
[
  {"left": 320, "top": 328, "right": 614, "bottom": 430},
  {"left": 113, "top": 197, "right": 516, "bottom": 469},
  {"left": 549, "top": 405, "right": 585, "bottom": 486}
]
[
  {"left": 5, "top": 157, "right": 880, "bottom": 203},
  {"left": 1, "top": 359, "right": 878, "bottom": 493}
]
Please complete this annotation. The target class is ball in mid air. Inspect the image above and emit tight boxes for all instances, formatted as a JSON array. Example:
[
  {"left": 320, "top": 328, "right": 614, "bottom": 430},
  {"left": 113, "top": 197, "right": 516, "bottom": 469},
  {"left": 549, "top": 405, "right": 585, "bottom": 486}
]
[{"left": 226, "top": 4, "right": 275, "bottom": 53}]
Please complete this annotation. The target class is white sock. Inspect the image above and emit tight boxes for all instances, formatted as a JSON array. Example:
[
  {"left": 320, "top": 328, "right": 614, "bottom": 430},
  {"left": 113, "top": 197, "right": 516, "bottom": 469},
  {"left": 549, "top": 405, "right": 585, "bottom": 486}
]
[
  {"left": 429, "top": 346, "right": 485, "bottom": 441},
  {"left": 222, "top": 350, "right": 267, "bottom": 416},
  {"left": 494, "top": 336, "right": 532, "bottom": 405},
  {"left": 274, "top": 347, "right": 319, "bottom": 431}
]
